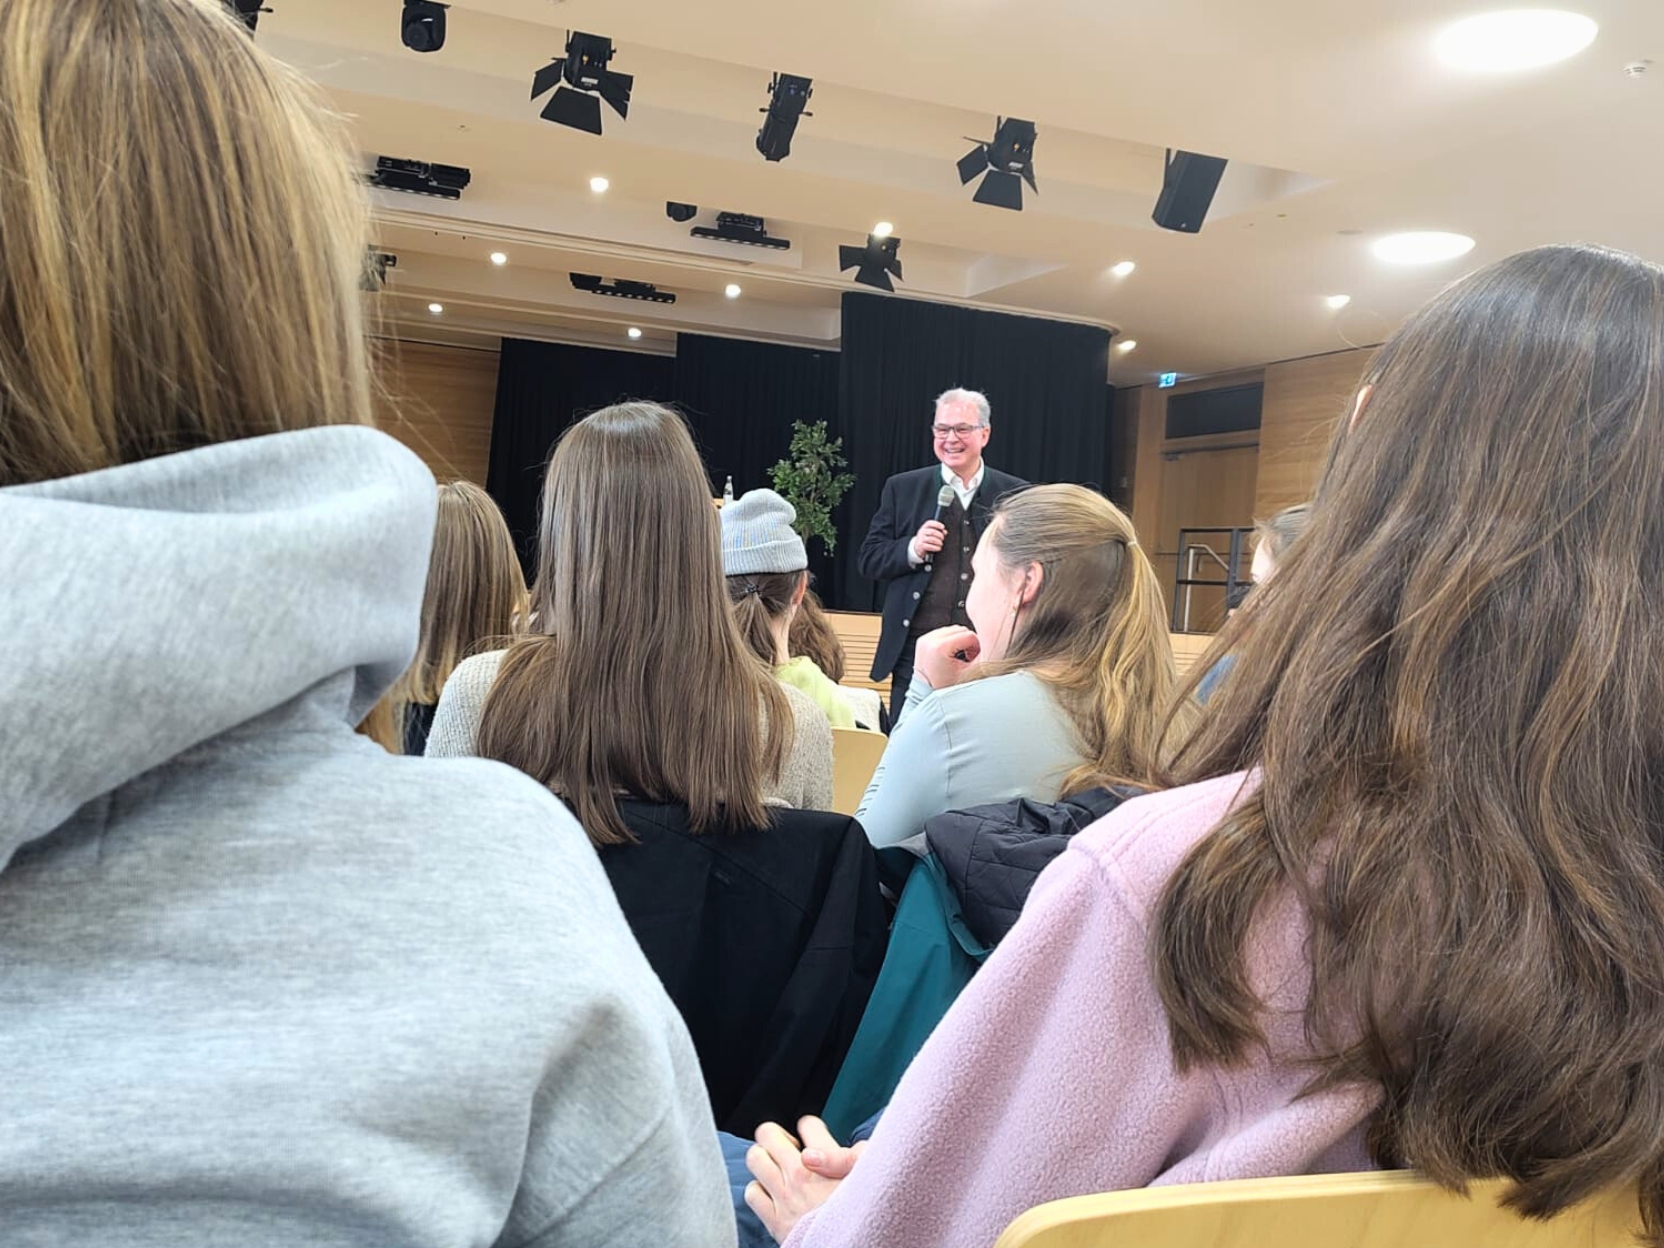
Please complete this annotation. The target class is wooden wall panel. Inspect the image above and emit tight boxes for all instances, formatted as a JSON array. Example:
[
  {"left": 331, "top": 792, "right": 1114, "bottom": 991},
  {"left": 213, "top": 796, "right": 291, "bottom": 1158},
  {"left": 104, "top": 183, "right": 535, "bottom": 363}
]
[
  {"left": 1253, "top": 347, "right": 1374, "bottom": 515},
  {"left": 372, "top": 339, "right": 501, "bottom": 485}
]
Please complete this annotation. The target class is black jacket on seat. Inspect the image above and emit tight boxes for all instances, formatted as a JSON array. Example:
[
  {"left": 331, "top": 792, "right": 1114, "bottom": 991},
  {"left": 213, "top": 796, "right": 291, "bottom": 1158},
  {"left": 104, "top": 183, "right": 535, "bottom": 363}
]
[
  {"left": 602, "top": 801, "right": 889, "bottom": 1135},
  {"left": 925, "top": 786, "right": 1141, "bottom": 948}
]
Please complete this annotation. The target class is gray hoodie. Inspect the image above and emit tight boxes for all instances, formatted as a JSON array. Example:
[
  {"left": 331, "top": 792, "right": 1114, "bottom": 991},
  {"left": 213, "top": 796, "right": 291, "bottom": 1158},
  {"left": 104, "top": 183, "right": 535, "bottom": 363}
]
[{"left": 0, "top": 427, "right": 733, "bottom": 1246}]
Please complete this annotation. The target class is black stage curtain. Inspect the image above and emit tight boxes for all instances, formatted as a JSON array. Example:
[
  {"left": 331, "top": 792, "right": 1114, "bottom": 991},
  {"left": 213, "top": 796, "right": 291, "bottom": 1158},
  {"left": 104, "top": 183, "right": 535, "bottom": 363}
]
[
  {"left": 486, "top": 338, "right": 675, "bottom": 571},
  {"left": 673, "top": 334, "right": 842, "bottom": 589},
  {"left": 834, "top": 293, "right": 1113, "bottom": 610}
]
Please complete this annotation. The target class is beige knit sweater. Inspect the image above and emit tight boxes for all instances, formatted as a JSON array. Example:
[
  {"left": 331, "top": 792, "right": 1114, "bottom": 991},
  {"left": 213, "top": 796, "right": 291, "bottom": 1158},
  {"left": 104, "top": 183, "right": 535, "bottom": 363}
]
[{"left": 425, "top": 649, "right": 835, "bottom": 811}]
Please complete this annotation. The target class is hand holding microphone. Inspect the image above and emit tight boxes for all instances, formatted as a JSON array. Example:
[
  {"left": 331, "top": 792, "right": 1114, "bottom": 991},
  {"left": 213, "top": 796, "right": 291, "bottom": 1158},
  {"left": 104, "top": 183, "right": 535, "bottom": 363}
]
[{"left": 913, "top": 485, "right": 956, "bottom": 567}]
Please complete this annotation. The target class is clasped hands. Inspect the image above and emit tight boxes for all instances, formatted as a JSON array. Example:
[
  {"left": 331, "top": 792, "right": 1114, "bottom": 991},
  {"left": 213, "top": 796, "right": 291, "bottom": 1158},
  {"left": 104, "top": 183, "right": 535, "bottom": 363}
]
[{"left": 744, "top": 1115, "right": 868, "bottom": 1241}]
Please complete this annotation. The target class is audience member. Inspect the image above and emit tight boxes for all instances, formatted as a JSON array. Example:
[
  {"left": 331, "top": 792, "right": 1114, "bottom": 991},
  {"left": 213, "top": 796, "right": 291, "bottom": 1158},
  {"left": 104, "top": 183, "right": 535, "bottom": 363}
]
[
  {"left": 854, "top": 484, "right": 1182, "bottom": 851},
  {"left": 427, "top": 402, "right": 835, "bottom": 823},
  {"left": 0, "top": 2, "right": 730, "bottom": 1243},
  {"left": 1197, "top": 501, "right": 1311, "bottom": 701},
  {"left": 789, "top": 587, "right": 845, "bottom": 683},
  {"left": 722, "top": 489, "right": 857, "bottom": 730},
  {"left": 745, "top": 244, "right": 1664, "bottom": 1246},
  {"left": 381, "top": 481, "right": 526, "bottom": 755}
]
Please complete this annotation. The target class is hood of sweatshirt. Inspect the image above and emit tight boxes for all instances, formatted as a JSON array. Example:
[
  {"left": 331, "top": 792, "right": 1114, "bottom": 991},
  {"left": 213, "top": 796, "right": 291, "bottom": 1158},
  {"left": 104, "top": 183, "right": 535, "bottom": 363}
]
[{"left": 0, "top": 426, "right": 436, "bottom": 863}]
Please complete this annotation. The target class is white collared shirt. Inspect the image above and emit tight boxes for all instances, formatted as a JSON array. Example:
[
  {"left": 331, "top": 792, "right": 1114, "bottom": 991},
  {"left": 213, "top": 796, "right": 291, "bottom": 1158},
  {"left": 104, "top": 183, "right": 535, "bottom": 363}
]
[{"left": 941, "top": 462, "right": 985, "bottom": 510}]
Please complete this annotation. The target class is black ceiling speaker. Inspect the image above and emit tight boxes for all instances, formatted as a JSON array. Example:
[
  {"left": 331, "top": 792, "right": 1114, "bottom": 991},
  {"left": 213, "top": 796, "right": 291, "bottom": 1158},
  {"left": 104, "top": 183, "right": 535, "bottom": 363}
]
[
  {"left": 957, "top": 117, "right": 1037, "bottom": 211},
  {"left": 756, "top": 73, "right": 813, "bottom": 162},
  {"left": 1152, "top": 150, "right": 1228, "bottom": 233},
  {"left": 666, "top": 201, "right": 699, "bottom": 223},
  {"left": 401, "top": 1, "right": 448, "bottom": 52},
  {"left": 532, "top": 32, "right": 633, "bottom": 136},
  {"left": 839, "top": 234, "right": 903, "bottom": 292}
]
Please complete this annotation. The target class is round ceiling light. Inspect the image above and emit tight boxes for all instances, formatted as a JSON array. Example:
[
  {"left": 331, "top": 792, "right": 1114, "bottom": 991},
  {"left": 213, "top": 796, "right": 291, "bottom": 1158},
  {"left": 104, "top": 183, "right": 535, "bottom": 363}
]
[
  {"left": 627, "top": 326, "right": 642, "bottom": 339},
  {"left": 1110, "top": 260, "right": 1136, "bottom": 278},
  {"left": 724, "top": 283, "right": 742, "bottom": 298},
  {"left": 1435, "top": 10, "right": 1597, "bottom": 72},
  {"left": 1371, "top": 231, "right": 1476, "bottom": 265},
  {"left": 589, "top": 175, "right": 610, "bottom": 193},
  {"left": 489, "top": 251, "right": 508, "bottom": 266},
  {"left": 1325, "top": 294, "right": 1352, "bottom": 309},
  {"left": 1115, "top": 339, "right": 1137, "bottom": 353},
  {"left": 871, "top": 221, "right": 894, "bottom": 239},
  {"left": 427, "top": 302, "right": 444, "bottom": 314}
]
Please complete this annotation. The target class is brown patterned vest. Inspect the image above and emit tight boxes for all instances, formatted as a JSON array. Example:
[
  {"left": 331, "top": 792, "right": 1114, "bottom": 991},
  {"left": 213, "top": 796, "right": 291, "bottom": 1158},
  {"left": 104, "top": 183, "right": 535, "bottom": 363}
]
[{"left": 907, "top": 495, "right": 976, "bottom": 640}]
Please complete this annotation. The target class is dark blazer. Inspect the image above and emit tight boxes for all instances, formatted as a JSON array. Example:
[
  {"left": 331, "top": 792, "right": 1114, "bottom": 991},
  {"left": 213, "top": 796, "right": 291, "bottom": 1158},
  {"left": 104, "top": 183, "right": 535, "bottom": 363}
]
[
  {"left": 601, "top": 801, "right": 889, "bottom": 1135},
  {"left": 856, "top": 464, "right": 1028, "bottom": 680}
]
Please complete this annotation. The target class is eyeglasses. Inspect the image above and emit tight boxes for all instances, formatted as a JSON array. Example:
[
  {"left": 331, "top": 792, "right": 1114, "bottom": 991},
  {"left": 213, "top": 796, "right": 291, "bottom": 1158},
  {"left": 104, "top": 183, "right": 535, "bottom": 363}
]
[{"left": 932, "top": 423, "right": 984, "bottom": 439}]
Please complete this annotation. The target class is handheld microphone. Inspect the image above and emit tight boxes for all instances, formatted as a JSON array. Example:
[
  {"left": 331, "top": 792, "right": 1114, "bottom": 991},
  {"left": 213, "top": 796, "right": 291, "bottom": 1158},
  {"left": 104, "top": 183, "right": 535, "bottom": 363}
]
[{"left": 924, "top": 484, "right": 955, "bottom": 570}]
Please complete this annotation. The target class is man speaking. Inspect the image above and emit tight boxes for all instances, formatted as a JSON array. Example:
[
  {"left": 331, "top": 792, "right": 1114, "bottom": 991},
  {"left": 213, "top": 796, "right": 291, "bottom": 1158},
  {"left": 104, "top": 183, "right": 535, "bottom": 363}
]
[{"left": 857, "top": 388, "right": 1027, "bottom": 723}]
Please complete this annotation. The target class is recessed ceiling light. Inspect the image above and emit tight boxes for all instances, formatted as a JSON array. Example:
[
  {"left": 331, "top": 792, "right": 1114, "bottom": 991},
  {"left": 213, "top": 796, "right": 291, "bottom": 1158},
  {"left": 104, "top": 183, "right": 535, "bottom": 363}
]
[
  {"left": 627, "top": 326, "right": 642, "bottom": 339},
  {"left": 871, "top": 221, "right": 894, "bottom": 238},
  {"left": 724, "top": 283, "right": 742, "bottom": 299},
  {"left": 1325, "top": 294, "right": 1352, "bottom": 309},
  {"left": 590, "top": 175, "right": 610, "bottom": 193},
  {"left": 427, "top": 302, "right": 443, "bottom": 314},
  {"left": 1116, "top": 339, "right": 1137, "bottom": 353},
  {"left": 1436, "top": 10, "right": 1597, "bottom": 72},
  {"left": 489, "top": 251, "right": 508, "bottom": 266},
  {"left": 1371, "top": 231, "right": 1476, "bottom": 265},
  {"left": 1110, "top": 260, "right": 1136, "bottom": 278}
]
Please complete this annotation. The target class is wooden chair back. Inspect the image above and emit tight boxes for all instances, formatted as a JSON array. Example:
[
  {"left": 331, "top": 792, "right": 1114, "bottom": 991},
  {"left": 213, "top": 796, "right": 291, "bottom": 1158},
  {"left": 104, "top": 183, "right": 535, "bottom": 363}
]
[
  {"left": 995, "top": 1172, "right": 1641, "bottom": 1248},
  {"left": 830, "top": 726, "right": 888, "bottom": 816}
]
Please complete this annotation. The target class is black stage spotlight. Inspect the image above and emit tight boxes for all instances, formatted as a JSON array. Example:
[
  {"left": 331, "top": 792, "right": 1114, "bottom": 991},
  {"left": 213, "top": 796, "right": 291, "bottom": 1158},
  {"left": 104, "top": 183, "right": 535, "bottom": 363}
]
[
  {"left": 957, "top": 117, "right": 1038, "bottom": 211},
  {"left": 361, "top": 250, "right": 398, "bottom": 292},
  {"left": 401, "top": 1, "right": 447, "bottom": 52},
  {"left": 839, "top": 233, "right": 903, "bottom": 293},
  {"left": 224, "top": 0, "right": 269, "bottom": 31},
  {"left": 531, "top": 32, "right": 633, "bottom": 136},
  {"left": 756, "top": 73, "right": 813, "bottom": 162},
  {"left": 666, "top": 201, "right": 699, "bottom": 223},
  {"left": 367, "top": 155, "right": 471, "bottom": 200}
]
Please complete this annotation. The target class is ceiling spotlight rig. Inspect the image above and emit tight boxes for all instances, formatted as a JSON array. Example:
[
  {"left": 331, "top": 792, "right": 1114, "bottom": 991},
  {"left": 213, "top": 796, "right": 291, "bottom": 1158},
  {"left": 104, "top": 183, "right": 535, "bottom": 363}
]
[
  {"left": 367, "top": 156, "right": 472, "bottom": 200},
  {"left": 840, "top": 232, "right": 903, "bottom": 292},
  {"left": 570, "top": 273, "right": 676, "bottom": 305},
  {"left": 756, "top": 73, "right": 813, "bottom": 162},
  {"left": 223, "top": 0, "right": 269, "bottom": 31},
  {"left": 690, "top": 212, "right": 791, "bottom": 251},
  {"left": 401, "top": 1, "right": 448, "bottom": 53},
  {"left": 958, "top": 117, "right": 1038, "bottom": 211},
  {"left": 532, "top": 32, "right": 633, "bottom": 135}
]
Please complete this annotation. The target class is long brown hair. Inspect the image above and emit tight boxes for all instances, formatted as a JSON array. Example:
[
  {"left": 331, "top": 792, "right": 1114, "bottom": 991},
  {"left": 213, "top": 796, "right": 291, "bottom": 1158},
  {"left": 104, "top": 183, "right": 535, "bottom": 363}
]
[
  {"left": 0, "top": 0, "right": 371, "bottom": 488},
  {"left": 790, "top": 587, "right": 846, "bottom": 683},
  {"left": 969, "top": 484, "right": 1187, "bottom": 795},
  {"left": 395, "top": 482, "right": 526, "bottom": 706},
  {"left": 476, "top": 402, "right": 792, "bottom": 846},
  {"left": 1156, "top": 244, "right": 1664, "bottom": 1236}
]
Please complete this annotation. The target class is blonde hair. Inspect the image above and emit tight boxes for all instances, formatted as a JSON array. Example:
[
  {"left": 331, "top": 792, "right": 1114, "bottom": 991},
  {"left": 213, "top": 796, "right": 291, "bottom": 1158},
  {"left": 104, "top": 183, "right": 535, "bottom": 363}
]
[
  {"left": 395, "top": 482, "right": 527, "bottom": 707},
  {"left": 0, "top": 0, "right": 372, "bottom": 487},
  {"left": 1252, "top": 502, "right": 1311, "bottom": 568},
  {"left": 972, "top": 485, "right": 1188, "bottom": 795},
  {"left": 477, "top": 403, "right": 793, "bottom": 847}
]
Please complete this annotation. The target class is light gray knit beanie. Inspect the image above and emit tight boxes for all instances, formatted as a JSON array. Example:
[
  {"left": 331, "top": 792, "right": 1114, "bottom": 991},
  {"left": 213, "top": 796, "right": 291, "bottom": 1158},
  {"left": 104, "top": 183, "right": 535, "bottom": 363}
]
[{"left": 720, "top": 489, "right": 808, "bottom": 576}]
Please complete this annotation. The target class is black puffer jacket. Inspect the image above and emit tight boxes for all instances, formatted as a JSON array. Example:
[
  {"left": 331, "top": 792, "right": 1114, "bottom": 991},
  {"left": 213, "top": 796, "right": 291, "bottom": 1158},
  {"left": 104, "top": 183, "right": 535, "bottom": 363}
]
[{"left": 925, "top": 786, "right": 1142, "bottom": 947}]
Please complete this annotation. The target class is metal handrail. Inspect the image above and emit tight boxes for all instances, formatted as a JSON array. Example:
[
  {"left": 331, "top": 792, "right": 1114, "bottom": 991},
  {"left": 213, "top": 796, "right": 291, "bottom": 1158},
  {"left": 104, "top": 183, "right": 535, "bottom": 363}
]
[{"left": 1173, "top": 526, "right": 1251, "bottom": 633}]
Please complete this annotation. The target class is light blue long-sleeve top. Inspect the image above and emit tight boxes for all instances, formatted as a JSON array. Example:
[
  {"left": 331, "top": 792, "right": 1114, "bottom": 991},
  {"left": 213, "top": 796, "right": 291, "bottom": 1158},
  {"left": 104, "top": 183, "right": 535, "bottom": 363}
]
[{"left": 855, "top": 669, "right": 1086, "bottom": 851}]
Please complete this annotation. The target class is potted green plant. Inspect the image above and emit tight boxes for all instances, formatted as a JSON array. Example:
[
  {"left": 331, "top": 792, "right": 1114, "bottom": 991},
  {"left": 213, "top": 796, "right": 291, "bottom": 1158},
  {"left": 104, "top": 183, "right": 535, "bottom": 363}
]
[{"left": 769, "top": 420, "right": 856, "bottom": 551}]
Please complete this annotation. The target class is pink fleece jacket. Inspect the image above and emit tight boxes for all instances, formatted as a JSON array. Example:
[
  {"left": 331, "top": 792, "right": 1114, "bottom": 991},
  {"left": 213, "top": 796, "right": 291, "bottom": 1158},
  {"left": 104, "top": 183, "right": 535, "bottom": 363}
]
[{"left": 783, "top": 772, "right": 1383, "bottom": 1248}]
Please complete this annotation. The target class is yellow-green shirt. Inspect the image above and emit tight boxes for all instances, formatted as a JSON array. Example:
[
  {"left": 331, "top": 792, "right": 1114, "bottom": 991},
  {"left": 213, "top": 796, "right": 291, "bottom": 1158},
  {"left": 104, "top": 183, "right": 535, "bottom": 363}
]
[{"left": 775, "top": 656, "right": 856, "bottom": 730}]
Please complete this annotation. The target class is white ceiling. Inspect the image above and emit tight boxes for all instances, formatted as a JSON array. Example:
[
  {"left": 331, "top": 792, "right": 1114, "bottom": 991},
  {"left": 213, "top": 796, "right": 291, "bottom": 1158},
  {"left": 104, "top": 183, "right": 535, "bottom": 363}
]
[{"left": 259, "top": 0, "right": 1664, "bottom": 383}]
